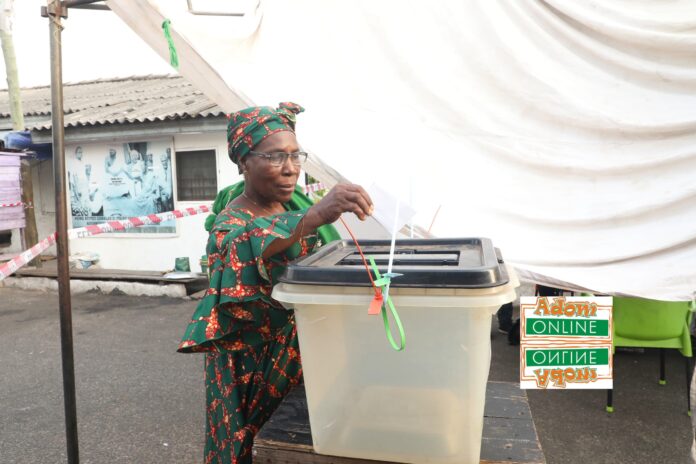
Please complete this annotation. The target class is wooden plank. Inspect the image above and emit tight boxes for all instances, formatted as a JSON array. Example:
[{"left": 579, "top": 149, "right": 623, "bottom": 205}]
[
  {"left": 257, "top": 386, "right": 312, "bottom": 447},
  {"left": 0, "top": 178, "right": 20, "bottom": 187},
  {"left": 254, "top": 443, "right": 397, "bottom": 464},
  {"left": 0, "top": 218, "right": 25, "bottom": 229},
  {"left": 13, "top": 266, "right": 208, "bottom": 294},
  {"left": 485, "top": 381, "right": 533, "bottom": 419},
  {"left": 482, "top": 417, "right": 545, "bottom": 463},
  {"left": 0, "top": 158, "right": 20, "bottom": 167},
  {"left": 0, "top": 152, "right": 23, "bottom": 225},
  {"left": 254, "top": 442, "right": 539, "bottom": 464},
  {"left": 254, "top": 383, "right": 545, "bottom": 464},
  {"left": 17, "top": 267, "right": 170, "bottom": 281},
  {"left": 0, "top": 208, "right": 25, "bottom": 220}
]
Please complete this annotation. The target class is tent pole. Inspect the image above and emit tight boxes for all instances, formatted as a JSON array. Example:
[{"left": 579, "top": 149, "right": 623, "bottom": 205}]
[
  {"left": 63, "top": 0, "right": 103, "bottom": 7},
  {"left": 45, "top": 1, "right": 80, "bottom": 463}
]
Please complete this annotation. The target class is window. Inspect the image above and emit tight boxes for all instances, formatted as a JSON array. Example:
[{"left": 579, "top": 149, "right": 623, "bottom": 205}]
[{"left": 175, "top": 149, "right": 217, "bottom": 201}]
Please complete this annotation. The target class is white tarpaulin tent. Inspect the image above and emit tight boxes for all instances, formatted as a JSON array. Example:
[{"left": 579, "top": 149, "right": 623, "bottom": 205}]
[{"left": 106, "top": 0, "right": 696, "bottom": 301}]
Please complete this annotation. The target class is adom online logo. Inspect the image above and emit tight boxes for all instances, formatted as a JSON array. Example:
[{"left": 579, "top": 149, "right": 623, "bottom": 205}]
[{"left": 520, "top": 296, "right": 613, "bottom": 390}]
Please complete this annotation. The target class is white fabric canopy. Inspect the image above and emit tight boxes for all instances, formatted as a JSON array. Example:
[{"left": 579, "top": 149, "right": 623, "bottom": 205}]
[{"left": 107, "top": 0, "right": 696, "bottom": 301}]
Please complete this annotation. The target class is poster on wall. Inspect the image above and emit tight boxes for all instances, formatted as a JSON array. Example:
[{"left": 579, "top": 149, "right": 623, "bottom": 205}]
[{"left": 67, "top": 140, "right": 176, "bottom": 234}]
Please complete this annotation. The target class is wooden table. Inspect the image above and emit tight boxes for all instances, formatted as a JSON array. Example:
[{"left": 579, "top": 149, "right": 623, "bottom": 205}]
[{"left": 253, "top": 381, "right": 545, "bottom": 464}]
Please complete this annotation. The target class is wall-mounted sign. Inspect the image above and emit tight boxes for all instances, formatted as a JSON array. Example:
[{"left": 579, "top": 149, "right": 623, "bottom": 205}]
[{"left": 68, "top": 141, "right": 175, "bottom": 234}]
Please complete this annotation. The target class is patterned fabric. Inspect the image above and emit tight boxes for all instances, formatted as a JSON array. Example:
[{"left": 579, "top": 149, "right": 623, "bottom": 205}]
[
  {"left": 179, "top": 206, "right": 317, "bottom": 463},
  {"left": 203, "top": 181, "right": 342, "bottom": 246},
  {"left": 226, "top": 102, "right": 305, "bottom": 164},
  {"left": 204, "top": 322, "right": 301, "bottom": 464}
]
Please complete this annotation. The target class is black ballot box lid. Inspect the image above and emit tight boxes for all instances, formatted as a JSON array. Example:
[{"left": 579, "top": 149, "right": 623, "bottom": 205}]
[{"left": 279, "top": 238, "right": 509, "bottom": 288}]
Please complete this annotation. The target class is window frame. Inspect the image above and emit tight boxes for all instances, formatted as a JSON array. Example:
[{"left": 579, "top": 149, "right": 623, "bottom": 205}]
[{"left": 174, "top": 148, "right": 219, "bottom": 203}]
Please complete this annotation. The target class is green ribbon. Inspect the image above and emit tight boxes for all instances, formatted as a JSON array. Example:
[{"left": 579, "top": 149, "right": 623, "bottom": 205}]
[
  {"left": 161, "top": 19, "right": 179, "bottom": 70},
  {"left": 369, "top": 257, "right": 406, "bottom": 351}
]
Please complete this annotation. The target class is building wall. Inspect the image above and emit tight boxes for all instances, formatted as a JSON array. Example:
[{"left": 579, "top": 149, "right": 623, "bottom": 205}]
[
  {"left": 35, "top": 159, "right": 57, "bottom": 243},
  {"left": 24, "top": 132, "right": 241, "bottom": 272},
  {"left": 69, "top": 132, "right": 240, "bottom": 272},
  {"left": 18, "top": 130, "right": 390, "bottom": 272}
]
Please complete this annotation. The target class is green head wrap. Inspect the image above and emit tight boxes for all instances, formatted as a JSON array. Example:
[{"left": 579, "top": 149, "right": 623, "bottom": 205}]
[{"left": 226, "top": 102, "right": 305, "bottom": 165}]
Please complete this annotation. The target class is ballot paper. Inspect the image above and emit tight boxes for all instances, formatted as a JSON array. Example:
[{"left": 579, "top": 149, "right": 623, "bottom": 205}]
[{"left": 367, "top": 184, "right": 417, "bottom": 236}]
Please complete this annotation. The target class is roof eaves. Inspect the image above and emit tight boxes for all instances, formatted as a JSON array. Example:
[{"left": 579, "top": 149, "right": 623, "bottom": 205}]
[{"left": 43, "top": 112, "right": 226, "bottom": 130}]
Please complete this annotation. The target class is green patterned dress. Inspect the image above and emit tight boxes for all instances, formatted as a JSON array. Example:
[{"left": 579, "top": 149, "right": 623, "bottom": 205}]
[{"left": 178, "top": 206, "right": 317, "bottom": 464}]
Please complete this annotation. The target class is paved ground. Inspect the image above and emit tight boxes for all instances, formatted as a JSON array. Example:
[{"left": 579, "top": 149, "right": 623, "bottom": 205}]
[
  {"left": 0, "top": 286, "right": 693, "bottom": 463},
  {"left": 0, "top": 288, "right": 203, "bottom": 464}
]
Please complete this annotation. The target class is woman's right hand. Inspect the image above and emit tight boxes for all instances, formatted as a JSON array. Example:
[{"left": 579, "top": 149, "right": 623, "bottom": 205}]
[
  {"left": 307, "top": 183, "right": 374, "bottom": 227},
  {"left": 264, "top": 183, "right": 373, "bottom": 259}
]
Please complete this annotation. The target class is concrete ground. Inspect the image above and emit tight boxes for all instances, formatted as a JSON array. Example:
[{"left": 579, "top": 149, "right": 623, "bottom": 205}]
[
  {"left": 0, "top": 288, "right": 203, "bottom": 464},
  {"left": 0, "top": 286, "right": 693, "bottom": 463}
]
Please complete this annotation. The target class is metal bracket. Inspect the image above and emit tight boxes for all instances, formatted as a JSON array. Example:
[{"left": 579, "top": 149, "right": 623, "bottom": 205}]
[
  {"left": 64, "top": 0, "right": 107, "bottom": 7},
  {"left": 41, "top": 0, "right": 109, "bottom": 17},
  {"left": 70, "top": 4, "right": 110, "bottom": 11},
  {"left": 41, "top": 2, "right": 68, "bottom": 19}
]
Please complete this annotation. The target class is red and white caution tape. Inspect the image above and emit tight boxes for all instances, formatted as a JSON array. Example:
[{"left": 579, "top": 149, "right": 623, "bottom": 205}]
[
  {"left": 0, "top": 204, "right": 210, "bottom": 281},
  {"left": 0, "top": 202, "right": 31, "bottom": 208},
  {"left": 303, "top": 182, "right": 326, "bottom": 194},
  {"left": 0, "top": 233, "right": 57, "bottom": 280},
  {"left": 68, "top": 205, "right": 210, "bottom": 239}
]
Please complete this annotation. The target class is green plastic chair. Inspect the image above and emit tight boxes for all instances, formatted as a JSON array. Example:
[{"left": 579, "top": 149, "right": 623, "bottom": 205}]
[{"left": 607, "top": 297, "right": 695, "bottom": 415}]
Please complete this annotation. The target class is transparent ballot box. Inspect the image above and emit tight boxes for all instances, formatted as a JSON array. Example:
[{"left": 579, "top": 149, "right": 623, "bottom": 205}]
[{"left": 273, "top": 238, "right": 519, "bottom": 464}]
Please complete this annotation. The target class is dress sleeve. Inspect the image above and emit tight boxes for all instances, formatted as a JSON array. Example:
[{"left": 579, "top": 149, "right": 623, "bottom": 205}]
[
  {"left": 245, "top": 209, "right": 318, "bottom": 286},
  {"left": 178, "top": 207, "right": 317, "bottom": 353},
  {"left": 208, "top": 207, "right": 314, "bottom": 307}
]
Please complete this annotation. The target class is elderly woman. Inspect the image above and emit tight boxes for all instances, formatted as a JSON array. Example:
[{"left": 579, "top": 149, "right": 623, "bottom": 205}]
[{"left": 178, "top": 102, "right": 373, "bottom": 463}]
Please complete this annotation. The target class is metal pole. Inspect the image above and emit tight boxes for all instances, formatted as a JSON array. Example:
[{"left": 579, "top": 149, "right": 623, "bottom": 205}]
[
  {"left": 46, "top": 1, "right": 80, "bottom": 463},
  {"left": 63, "top": 0, "right": 102, "bottom": 7},
  {"left": 69, "top": 4, "right": 109, "bottom": 11}
]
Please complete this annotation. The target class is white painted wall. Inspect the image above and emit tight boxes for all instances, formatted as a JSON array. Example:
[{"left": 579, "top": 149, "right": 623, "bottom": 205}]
[
  {"left": 26, "top": 131, "right": 242, "bottom": 272},
  {"left": 24, "top": 130, "right": 389, "bottom": 272},
  {"left": 69, "top": 132, "right": 240, "bottom": 272}
]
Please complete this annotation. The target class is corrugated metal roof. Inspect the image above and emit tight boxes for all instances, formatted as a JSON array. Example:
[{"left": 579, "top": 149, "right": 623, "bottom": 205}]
[{"left": 0, "top": 75, "right": 226, "bottom": 130}]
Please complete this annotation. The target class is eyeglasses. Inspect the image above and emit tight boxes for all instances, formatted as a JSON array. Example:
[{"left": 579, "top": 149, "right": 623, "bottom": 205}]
[{"left": 248, "top": 151, "right": 308, "bottom": 167}]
